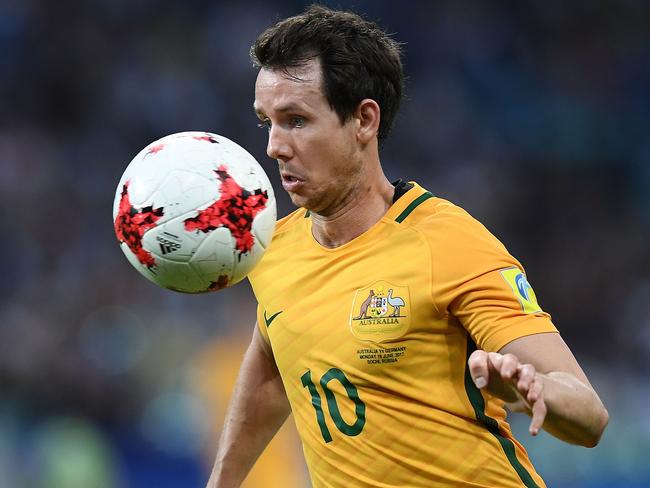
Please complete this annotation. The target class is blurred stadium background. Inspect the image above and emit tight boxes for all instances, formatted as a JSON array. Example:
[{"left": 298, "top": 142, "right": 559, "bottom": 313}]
[{"left": 1, "top": 0, "right": 649, "bottom": 486}]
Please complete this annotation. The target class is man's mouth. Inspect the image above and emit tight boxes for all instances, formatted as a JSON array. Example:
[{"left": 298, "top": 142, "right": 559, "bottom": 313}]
[{"left": 280, "top": 173, "right": 305, "bottom": 192}]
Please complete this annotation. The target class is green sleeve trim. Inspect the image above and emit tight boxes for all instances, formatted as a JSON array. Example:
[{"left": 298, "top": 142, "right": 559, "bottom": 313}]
[
  {"left": 464, "top": 338, "right": 541, "bottom": 488},
  {"left": 394, "top": 192, "right": 434, "bottom": 223}
]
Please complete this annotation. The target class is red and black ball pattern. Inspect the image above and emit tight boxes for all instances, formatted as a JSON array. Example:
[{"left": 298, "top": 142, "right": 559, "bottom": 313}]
[
  {"left": 114, "top": 182, "right": 164, "bottom": 268},
  {"left": 183, "top": 165, "right": 269, "bottom": 256}
]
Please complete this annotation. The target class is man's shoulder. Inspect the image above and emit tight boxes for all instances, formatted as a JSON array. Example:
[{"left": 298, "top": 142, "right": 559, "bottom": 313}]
[
  {"left": 410, "top": 198, "right": 478, "bottom": 230},
  {"left": 398, "top": 184, "right": 503, "bottom": 253},
  {"left": 394, "top": 183, "right": 475, "bottom": 230}
]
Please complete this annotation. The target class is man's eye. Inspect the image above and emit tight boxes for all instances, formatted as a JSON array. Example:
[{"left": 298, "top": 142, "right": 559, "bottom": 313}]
[
  {"left": 257, "top": 119, "right": 271, "bottom": 131},
  {"left": 290, "top": 117, "right": 305, "bottom": 128}
]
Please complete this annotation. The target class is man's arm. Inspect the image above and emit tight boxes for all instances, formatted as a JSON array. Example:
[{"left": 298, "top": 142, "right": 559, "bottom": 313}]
[
  {"left": 206, "top": 324, "right": 291, "bottom": 488},
  {"left": 468, "top": 332, "right": 609, "bottom": 448}
]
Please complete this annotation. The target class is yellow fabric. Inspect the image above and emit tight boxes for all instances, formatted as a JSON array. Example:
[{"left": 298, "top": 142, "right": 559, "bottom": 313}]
[{"left": 249, "top": 182, "right": 555, "bottom": 487}]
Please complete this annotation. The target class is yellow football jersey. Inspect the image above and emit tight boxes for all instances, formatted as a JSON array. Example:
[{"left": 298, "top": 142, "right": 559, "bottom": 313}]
[{"left": 249, "top": 182, "right": 557, "bottom": 487}]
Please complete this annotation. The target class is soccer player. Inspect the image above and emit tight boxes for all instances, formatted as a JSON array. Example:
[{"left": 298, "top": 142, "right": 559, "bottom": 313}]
[{"left": 207, "top": 6, "right": 609, "bottom": 487}]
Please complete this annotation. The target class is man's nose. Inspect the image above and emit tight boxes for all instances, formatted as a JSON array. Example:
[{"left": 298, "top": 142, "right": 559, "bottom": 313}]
[{"left": 266, "top": 126, "right": 292, "bottom": 161}]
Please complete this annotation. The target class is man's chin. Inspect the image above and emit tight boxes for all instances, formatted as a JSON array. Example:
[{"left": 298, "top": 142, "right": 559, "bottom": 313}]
[
  {"left": 288, "top": 192, "right": 322, "bottom": 213},
  {"left": 287, "top": 191, "right": 308, "bottom": 209}
]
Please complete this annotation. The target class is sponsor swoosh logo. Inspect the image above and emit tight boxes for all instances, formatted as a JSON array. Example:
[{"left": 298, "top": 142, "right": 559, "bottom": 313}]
[{"left": 264, "top": 310, "right": 283, "bottom": 328}]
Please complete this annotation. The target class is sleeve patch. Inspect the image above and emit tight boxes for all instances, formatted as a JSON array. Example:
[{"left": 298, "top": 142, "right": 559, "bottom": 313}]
[{"left": 499, "top": 267, "right": 542, "bottom": 314}]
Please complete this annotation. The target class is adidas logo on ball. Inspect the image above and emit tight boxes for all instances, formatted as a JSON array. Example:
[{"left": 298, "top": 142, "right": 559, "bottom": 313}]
[{"left": 156, "top": 236, "right": 181, "bottom": 255}]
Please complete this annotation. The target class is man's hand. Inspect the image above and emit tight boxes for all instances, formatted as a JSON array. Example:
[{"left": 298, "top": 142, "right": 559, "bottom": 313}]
[{"left": 468, "top": 350, "right": 547, "bottom": 436}]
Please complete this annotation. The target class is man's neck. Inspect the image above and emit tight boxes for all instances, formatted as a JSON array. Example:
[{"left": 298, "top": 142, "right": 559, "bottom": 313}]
[{"left": 310, "top": 175, "right": 395, "bottom": 249}]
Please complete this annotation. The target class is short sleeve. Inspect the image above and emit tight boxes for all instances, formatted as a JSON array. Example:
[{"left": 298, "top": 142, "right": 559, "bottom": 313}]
[{"left": 424, "top": 203, "right": 558, "bottom": 352}]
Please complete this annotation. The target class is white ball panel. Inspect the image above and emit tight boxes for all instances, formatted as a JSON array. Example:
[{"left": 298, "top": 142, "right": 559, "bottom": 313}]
[
  {"left": 251, "top": 196, "right": 277, "bottom": 250},
  {"left": 189, "top": 227, "right": 235, "bottom": 288},
  {"left": 150, "top": 256, "right": 210, "bottom": 293},
  {"left": 152, "top": 170, "right": 219, "bottom": 224},
  {"left": 230, "top": 230, "right": 270, "bottom": 285}
]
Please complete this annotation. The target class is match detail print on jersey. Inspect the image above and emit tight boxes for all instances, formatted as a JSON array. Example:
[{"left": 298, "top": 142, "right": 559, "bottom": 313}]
[
  {"left": 349, "top": 280, "right": 410, "bottom": 342},
  {"left": 499, "top": 267, "right": 542, "bottom": 314}
]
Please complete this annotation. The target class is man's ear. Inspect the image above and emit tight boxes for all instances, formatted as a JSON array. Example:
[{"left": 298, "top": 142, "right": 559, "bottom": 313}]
[{"left": 355, "top": 98, "right": 380, "bottom": 144}]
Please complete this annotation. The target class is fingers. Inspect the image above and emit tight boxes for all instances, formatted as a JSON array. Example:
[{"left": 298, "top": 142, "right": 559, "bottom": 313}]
[
  {"left": 516, "top": 363, "right": 536, "bottom": 395},
  {"left": 468, "top": 349, "right": 548, "bottom": 436},
  {"left": 468, "top": 351, "right": 521, "bottom": 390},
  {"left": 528, "top": 378, "right": 546, "bottom": 435},
  {"left": 485, "top": 352, "right": 536, "bottom": 396},
  {"left": 491, "top": 352, "right": 518, "bottom": 380},
  {"left": 468, "top": 349, "right": 489, "bottom": 389}
]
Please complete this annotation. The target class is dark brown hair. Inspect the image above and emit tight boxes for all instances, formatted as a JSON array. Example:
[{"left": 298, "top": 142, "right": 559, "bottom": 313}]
[{"left": 251, "top": 4, "right": 404, "bottom": 141}]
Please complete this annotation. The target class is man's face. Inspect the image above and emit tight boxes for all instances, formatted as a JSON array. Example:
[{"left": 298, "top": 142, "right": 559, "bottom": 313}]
[{"left": 254, "top": 58, "right": 362, "bottom": 214}]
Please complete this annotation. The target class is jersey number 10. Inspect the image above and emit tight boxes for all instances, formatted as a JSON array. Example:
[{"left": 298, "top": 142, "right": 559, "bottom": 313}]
[{"left": 301, "top": 368, "right": 366, "bottom": 443}]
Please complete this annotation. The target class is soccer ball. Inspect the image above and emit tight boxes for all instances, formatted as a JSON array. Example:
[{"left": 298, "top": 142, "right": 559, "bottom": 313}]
[{"left": 113, "top": 131, "right": 276, "bottom": 293}]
